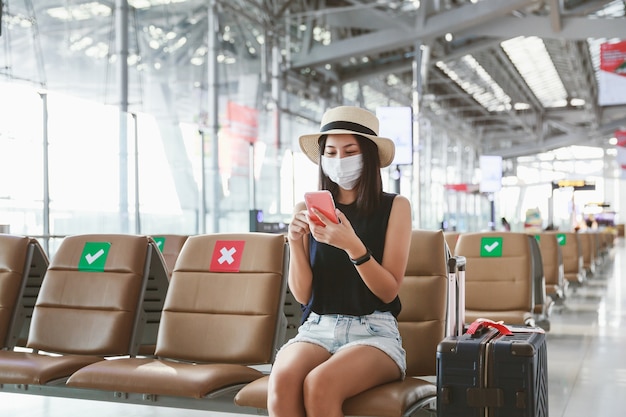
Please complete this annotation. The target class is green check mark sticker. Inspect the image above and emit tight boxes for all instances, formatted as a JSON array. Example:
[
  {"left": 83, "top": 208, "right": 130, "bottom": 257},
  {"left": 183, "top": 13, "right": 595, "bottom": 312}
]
[
  {"left": 556, "top": 233, "right": 566, "bottom": 246},
  {"left": 78, "top": 242, "right": 111, "bottom": 272},
  {"left": 153, "top": 236, "right": 166, "bottom": 252},
  {"left": 480, "top": 237, "right": 503, "bottom": 257}
]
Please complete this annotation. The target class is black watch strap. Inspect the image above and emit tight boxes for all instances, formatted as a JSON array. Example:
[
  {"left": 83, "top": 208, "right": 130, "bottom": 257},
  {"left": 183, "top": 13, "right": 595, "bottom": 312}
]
[{"left": 350, "top": 250, "right": 371, "bottom": 266}]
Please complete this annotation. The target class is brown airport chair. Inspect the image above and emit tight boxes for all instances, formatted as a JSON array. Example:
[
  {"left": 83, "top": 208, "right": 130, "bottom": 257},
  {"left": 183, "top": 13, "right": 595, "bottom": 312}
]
[
  {"left": 535, "top": 232, "right": 566, "bottom": 305},
  {"left": 150, "top": 234, "right": 188, "bottom": 278},
  {"left": 67, "top": 233, "right": 289, "bottom": 405},
  {"left": 234, "top": 229, "right": 451, "bottom": 417},
  {"left": 0, "top": 235, "right": 48, "bottom": 350},
  {"left": 597, "top": 231, "right": 611, "bottom": 263},
  {"left": 138, "top": 238, "right": 171, "bottom": 355},
  {"left": 0, "top": 234, "right": 156, "bottom": 385},
  {"left": 590, "top": 231, "right": 604, "bottom": 270},
  {"left": 555, "top": 232, "right": 585, "bottom": 286},
  {"left": 578, "top": 231, "right": 597, "bottom": 277},
  {"left": 527, "top": 235, "right": 552, "bottom": 330},
  {"left": 454, "top": 231, "right": 535, "bottom": 326},
  {"left": 444, "top": 231, "right": 461, "bottom": 256},
  {"left": 599, "top": 229, "right": 617, "bottom": 261},
  {"left": 15, "top": 238, "right": 49, "bottom": 348}
]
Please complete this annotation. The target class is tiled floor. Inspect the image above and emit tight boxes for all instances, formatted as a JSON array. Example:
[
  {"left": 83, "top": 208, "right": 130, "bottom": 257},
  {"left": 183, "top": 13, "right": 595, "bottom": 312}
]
[
  {"left": 546, "top": 236, "right": 626, "bottom": 417},
  {"left": 1, "top": 236, "right": 624, "bottom": 416}
]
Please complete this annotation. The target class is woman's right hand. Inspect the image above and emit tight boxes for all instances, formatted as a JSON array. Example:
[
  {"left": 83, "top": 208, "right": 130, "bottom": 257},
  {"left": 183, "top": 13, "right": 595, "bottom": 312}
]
[{"left": 288, "top": 209, "right": 311, "bottom": 241}]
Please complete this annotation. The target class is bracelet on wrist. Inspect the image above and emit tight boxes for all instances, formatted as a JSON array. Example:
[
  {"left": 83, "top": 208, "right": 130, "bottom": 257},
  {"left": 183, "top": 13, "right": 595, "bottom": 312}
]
[{"left": 350, "top": 249, "right": 371, "bottom": 266}]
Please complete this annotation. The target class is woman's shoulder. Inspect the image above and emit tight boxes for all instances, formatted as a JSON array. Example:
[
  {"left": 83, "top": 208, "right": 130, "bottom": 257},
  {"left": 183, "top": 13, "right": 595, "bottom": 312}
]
[
  {"left": 387, "top": 194, "right": 411, "bottom": 220},
  {"left": 383, "top": 192, "right": 410, "bottom": 207}
]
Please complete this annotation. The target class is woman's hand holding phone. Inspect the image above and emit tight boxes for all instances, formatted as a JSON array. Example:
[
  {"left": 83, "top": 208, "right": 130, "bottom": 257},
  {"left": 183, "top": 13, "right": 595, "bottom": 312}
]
[
  {"left": 304, "top": 191, "right": 339, "bottom": 227},
  {"left": 287, "top": 208, "right": 311, "bottom": 242}
]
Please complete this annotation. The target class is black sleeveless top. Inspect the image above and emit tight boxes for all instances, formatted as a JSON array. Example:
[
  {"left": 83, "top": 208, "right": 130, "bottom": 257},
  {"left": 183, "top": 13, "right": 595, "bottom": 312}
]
[{"left": 305, "top": 192, "right": 402, "bottom": 318}]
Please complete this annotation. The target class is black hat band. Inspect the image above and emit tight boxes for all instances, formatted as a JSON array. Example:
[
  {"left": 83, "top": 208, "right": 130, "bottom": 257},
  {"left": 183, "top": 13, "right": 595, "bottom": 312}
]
[{"left": 320, "top": 120, "right": 376, "bottom": 136}]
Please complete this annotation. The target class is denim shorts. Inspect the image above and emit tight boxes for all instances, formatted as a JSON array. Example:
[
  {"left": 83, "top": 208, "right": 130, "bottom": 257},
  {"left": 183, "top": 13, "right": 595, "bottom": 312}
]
[{"left": 279, "top": 310, "right": 407, "bottom": 379}]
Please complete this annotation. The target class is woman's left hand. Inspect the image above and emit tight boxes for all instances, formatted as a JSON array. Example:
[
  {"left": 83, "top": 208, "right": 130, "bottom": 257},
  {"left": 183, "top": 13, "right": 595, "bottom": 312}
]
[{"left": 308, "top": 208, "right": 362, "bottom": 254}]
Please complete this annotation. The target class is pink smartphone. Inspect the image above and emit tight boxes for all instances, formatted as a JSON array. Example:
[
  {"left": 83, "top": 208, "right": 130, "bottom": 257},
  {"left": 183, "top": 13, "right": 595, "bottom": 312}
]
[{"left": 304, "top": 191, "right": 339, "bottom": 226}]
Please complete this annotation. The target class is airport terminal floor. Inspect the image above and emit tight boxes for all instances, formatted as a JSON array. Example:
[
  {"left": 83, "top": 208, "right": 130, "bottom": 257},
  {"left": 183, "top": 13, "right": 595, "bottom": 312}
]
[{"left": 0, "top": 236, "right": 624, "bottom": 417}]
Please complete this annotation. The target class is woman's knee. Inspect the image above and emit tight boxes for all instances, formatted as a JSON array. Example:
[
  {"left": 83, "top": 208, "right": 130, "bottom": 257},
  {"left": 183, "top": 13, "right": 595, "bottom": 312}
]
[
  {"left": 267, "top": 369, "right": 304, "bottom": 414},
  {"left": 302, "top": 370, "right": 342, "bottom": 415}
]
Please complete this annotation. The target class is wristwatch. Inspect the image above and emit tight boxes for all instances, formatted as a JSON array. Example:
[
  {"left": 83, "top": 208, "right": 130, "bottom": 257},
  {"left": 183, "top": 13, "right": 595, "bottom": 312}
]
[{"left": 350, "top": 250, "right": 371, "bottom": 266}]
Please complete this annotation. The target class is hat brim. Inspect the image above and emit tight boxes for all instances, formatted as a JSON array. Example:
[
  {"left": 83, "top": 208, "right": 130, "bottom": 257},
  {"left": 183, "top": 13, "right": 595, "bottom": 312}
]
[{"left": 299, "top": 129, "right": 396, "bottom": 168}]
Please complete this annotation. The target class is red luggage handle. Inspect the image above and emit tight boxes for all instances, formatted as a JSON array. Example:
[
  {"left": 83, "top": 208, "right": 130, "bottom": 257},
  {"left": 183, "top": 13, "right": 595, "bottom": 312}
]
[{"left": 466, "top": 318, "right": 513, "bottom": 336}]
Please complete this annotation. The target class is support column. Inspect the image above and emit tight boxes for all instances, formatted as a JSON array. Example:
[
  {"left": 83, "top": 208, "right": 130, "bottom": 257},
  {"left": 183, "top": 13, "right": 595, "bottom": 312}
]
[
  {"left": 132, "top": 113, "right": 140, "bottom": 234},
  {"left": 412, "top": 42, "right": 429, "bottom": 228},
  {"left": 40, "top": 92, "right": 50, "bottom": 253},
  {"left": 206, "top": 0, "right": 220, "bottom": 232},
  {"left": 116, "top": 0, "right": 130, "bottom": 233},
  {"left": 271, "top": 39, "right": 282, "bottom": 211}
]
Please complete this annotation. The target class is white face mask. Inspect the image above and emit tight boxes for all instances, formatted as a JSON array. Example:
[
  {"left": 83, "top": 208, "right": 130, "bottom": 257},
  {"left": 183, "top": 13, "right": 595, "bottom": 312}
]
[{"left": 321, "top": 154, "right": 363, "bottom": 190}]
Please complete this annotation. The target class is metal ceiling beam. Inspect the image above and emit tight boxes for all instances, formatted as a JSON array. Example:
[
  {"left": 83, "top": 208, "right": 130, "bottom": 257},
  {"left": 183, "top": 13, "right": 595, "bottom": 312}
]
[
  {"left": 324, "top": 7, "right": 407, "bottom": 31},
  {"left": 460, "top": 15, "right": 626, "bottom": 40},
  {"left": 290, "top": 0, "right": 537, "bottom": 69},
  {"left": 489, "top": 113, "right": 626, "bottom": 158}
]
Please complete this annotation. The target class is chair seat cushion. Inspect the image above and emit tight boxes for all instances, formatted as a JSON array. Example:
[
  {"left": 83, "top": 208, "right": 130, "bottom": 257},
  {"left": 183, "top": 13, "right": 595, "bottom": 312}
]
[
  {"left": 234, "top": 375, "right": 436, "bottom": 417},
  {"left": 67, "top": 358, "right": 264, "bottom": 398},
  {"left": 0, "top": 351, "right": 103, "bottom": 385},
  {"left": 343, "top": 377, "right": 437, "bottom": 417}
]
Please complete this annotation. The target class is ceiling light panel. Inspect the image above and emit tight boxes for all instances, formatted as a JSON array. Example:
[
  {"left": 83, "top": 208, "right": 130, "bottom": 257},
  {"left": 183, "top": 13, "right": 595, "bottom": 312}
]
[
  {"left": 501, "top": 36, "right": 568, "bottom": 108},
  {"left": 436, "top": 55, "right": 512, "bottom": 112},
  {"left": 47, "top": 2, "right": 111, "bottom": 21},
  {"left": 129, "top": 0, "right": 188, "bottom": 9}
]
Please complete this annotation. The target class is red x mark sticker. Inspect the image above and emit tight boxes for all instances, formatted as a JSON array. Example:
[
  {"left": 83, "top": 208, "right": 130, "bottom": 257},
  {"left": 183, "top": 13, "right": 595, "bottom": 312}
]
[{"left": 209, "top": 240, "right": 246, "bottom": 272}]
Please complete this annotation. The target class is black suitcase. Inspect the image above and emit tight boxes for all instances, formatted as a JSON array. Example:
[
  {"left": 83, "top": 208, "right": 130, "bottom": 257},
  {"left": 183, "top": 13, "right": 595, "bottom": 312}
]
[{"left": 436, "top": 319, "right": 548, "bottom": 417}]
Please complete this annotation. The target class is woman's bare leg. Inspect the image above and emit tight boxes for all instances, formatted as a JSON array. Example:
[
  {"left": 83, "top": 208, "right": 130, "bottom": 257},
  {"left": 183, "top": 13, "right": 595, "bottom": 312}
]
[
  {"left": 303, "top": 345, "right": 402, "bottom": 417},
  {"left": 267, "top": 342, "right": 331, "bottom": 417}
]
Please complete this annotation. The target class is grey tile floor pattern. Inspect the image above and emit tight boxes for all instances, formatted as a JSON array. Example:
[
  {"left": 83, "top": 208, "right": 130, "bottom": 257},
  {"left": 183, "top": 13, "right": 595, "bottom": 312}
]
[{"left": 1, "top": 237, "right": 625, "bottom": 416}]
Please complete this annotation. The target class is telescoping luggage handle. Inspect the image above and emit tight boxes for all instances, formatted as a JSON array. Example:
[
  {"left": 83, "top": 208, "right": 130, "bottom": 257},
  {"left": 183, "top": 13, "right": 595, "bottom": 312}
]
[{"left": 466, "top": 318, "right": 513, "bottom": 336}]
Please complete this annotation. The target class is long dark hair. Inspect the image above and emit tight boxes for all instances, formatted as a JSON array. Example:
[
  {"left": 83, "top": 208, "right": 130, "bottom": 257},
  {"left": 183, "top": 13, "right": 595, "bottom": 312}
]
[{"left": 317, "top": 134, "right": 383, "bottom": 216}]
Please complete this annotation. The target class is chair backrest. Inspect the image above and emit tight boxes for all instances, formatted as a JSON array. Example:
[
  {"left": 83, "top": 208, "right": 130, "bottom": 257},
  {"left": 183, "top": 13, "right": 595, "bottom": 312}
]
[
  {"left": 578, "top": 231, "right": 598, "bottom": 275},
  {"left": 398, "top": 229, "right": 449, "bottom": 377},
  {"left": 536, "top": 232, "right": 564, "bottom": 293},
  {"left": 154, "top": 233, "right": 288, "bottom": 365},
  {"left": 0, "top": 235, "right": 47, "bottom": 349},
  {"left": 138, "top": 241, "right": 170, "bottom": 354},
  {"left": 552, "top": 232, "right": 584, "bottom": 284},
  {"left": 16, "top": 238, "right": 49, "bottom": 347},
  {"left": 597, "top": 231, "right": 610, "bottom": 259},
  {"left": 27, "top": 234, "right": 154, "bottom": 356},
  {"left": 151, "top": 235, "right": 189, "bottom": 278},
  {"left": 455, "top": 232, "right": 534, "bottom": 325},
  {"left": 527, "top": 235, "right": 546, "bottom": 314},
  {"left": 444, "top": 232, "right": 460, "bottom": 256}
]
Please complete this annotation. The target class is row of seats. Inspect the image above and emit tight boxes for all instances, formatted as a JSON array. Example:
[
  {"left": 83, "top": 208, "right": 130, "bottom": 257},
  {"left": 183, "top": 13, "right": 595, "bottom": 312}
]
[
  {"left": 444, "top": 229, "right": 616, "bottom": 332},
  {"left": 0, "top": 234, "right": 191, "bottom": 354},
  {"left": 0, "top": 229, "right": 615, "bottom": 416},
  {"left": 0, "top": 230, "right": 464, "bottom": 416},
  {"left": 0, "top": 233, "right": 290, "bottom": 411}
]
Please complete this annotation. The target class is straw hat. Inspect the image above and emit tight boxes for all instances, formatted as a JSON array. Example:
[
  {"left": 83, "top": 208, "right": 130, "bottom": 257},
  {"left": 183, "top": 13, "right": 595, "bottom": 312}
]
[{"left": 299, "top": 106, "right": 395, "bottom": 168}]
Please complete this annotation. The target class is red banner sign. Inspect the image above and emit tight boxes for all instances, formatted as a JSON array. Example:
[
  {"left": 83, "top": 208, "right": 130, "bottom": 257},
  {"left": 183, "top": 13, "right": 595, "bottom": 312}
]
[
  {"left": 599, "top": 41, "right": 626, "bottom": 105},
  {"left": 601, "top": 42, "right": 626, "bottom": 76}
]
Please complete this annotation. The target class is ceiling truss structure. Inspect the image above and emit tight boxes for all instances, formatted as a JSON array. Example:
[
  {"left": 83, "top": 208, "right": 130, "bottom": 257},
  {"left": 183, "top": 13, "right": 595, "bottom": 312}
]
[{"left": 1, "top": 0, "right": 625, "bottom": 159}]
